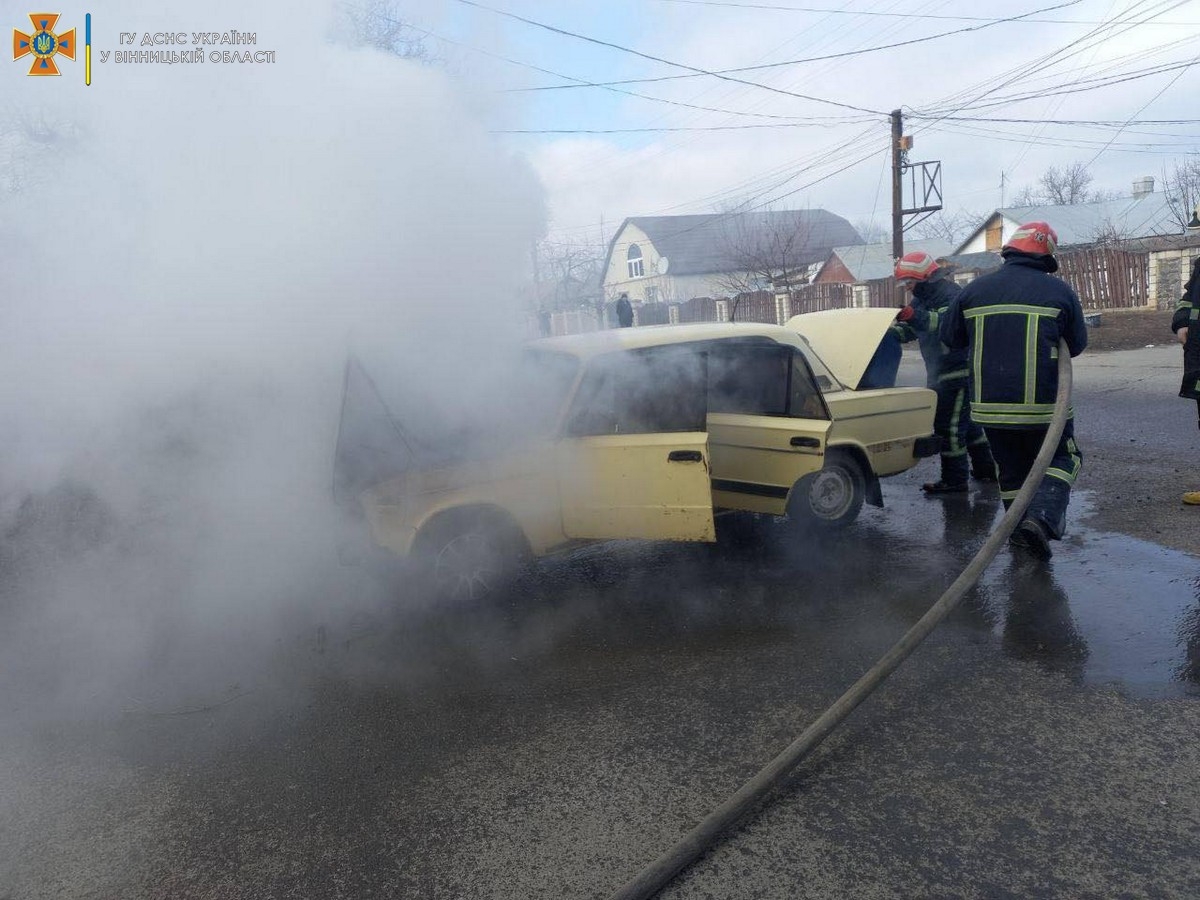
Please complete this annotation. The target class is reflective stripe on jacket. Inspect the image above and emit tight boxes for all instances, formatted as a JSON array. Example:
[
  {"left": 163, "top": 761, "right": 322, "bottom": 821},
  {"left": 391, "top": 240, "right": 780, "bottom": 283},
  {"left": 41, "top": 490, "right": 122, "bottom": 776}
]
[
  {"left": 940, "top": 254, "right": 1087, "bottom": 428},
  {"left": 890, "top": 271, "right": 970, "bottom": 387}
]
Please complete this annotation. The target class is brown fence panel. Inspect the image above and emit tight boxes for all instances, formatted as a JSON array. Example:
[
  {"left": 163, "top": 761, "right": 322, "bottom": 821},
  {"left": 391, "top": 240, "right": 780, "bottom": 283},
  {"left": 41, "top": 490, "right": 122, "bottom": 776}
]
[
  {"left": 789, "top": 282, "right": 853, "bottom": 314},
  {"left": 866, "top": 276, "right": 901, "bottom": 308},
  {"left": 732, "top": 290, "right": 777, "bottom": 323},
  {"left": 677, "top": 297, "right": 717, "bottom": 323},
  {"left": 637, "top": 302, "right": 671, "bottom": 326},
  {"left": 1055, "top": 247, "right": 1149, "bottom": 310}
]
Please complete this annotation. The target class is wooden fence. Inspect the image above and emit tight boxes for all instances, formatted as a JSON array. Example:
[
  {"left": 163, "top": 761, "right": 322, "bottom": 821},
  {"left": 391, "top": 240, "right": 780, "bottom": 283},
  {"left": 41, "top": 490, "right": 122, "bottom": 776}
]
[
  {"left": 529, "top": 249, "right": 1158, "bottom": 337},
  {"left": 636, "top": 302, "right": 671, "bottom": 326},
  {"left": 1055, "top": 247, "right": 1149, "bottom": 310},
  {"left": 732, "top": 290, "right": 778, "bottom": 324},
  {"left": 677, "top": 297, "right": 718, "bottom": 323},
  {"left": 788, "top": 282, "right": 853, "bottom": 314}
]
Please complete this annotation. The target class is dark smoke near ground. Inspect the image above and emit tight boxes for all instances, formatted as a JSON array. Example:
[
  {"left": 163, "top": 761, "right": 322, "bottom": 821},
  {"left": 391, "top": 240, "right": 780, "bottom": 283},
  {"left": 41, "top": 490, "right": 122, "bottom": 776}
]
[{"left": 0, "top": 0, "right": 545, "bottom": 720}]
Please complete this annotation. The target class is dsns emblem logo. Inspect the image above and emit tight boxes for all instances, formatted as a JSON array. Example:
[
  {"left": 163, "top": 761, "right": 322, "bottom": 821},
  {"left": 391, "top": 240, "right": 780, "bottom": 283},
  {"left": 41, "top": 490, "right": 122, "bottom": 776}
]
[{"left": 13, "top": 13, "right": 76, "bottom": 76}]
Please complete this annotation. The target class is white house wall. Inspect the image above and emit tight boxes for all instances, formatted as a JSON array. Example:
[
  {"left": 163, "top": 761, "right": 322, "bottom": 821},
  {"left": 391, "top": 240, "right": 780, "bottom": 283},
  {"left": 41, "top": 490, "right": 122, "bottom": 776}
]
[
  {"left": 603, "top": 222, "right": 660, "bottom": 301},
  {"left": 603, "top": 223, "right": 751, "bottom": 302}
]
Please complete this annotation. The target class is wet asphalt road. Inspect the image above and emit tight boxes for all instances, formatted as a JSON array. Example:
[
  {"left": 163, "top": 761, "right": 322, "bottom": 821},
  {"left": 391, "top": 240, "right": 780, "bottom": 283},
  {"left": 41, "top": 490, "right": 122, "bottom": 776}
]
[{"left": 4, "top": 348, "right": 1200, "bottom": 899}]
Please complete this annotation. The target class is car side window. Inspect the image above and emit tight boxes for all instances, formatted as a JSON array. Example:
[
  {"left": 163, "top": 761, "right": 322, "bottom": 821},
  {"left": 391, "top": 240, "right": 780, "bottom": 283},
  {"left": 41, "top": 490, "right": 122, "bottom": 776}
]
[
  {"left": 566, "top": 346, "right": 707, "bottom": 436},
  {"left": 788, "top": 350, "right": 829, "bottom": 420},
  {"left": 708, "top": 343, "right": 791, "bottom": 416}
]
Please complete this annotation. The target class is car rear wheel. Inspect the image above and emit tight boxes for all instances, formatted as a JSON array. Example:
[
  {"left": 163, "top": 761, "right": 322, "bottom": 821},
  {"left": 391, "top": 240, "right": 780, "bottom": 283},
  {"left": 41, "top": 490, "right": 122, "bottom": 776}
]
[
  {"left": 787, "top": 451, "right": 866, "bottom": 529},
  {"left": 415, "top": 510, "right": 527, "bottom": 603}
]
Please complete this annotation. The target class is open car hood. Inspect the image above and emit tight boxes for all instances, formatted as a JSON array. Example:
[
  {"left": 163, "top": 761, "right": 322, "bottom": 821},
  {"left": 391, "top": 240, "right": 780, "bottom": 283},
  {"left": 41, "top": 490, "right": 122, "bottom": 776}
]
[{"left": 785, "top": 307, "right": 901, "bottom": 390}]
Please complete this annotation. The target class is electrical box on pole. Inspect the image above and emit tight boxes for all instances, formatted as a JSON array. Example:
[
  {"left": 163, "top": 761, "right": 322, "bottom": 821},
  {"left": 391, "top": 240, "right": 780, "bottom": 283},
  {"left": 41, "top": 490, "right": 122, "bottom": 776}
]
[{"left": 890, "top": 109, "right": 944, "bottom": 262}]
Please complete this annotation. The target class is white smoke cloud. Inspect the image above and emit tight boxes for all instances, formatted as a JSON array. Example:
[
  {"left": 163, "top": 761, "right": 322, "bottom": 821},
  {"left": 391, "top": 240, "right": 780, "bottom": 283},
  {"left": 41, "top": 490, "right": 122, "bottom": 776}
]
[{"left": 0, "top": 0, "right": 546, "bottom": 715}]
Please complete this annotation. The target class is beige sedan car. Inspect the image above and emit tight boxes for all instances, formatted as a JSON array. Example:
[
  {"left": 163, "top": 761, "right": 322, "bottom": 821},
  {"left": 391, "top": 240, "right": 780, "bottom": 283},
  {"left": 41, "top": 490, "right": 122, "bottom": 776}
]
[{"left": 335, "top": 310, "right": 936, "bottom": 600}]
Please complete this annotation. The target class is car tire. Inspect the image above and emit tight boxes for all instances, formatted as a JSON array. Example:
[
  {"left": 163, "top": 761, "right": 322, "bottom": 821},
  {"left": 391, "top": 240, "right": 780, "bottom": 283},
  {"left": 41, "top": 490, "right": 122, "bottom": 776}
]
[
  {"left": 414, "top": 510, "right": 528, "bottom": 603},
  {"left": 787, "top": 450, "right": 866, "bottom": 529}
]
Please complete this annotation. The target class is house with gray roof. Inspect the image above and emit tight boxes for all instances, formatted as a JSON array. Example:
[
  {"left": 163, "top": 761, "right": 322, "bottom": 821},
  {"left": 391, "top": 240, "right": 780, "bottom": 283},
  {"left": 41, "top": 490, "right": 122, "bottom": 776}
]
[
  {"left": 600, "top": 209, "right": 861, "bottom": 305},
  {"left": 955, "top": 177, "right": 1179, "bottom": 254},
  {"left": 812, "top": 239, "right": 952, "bottom": 285}
]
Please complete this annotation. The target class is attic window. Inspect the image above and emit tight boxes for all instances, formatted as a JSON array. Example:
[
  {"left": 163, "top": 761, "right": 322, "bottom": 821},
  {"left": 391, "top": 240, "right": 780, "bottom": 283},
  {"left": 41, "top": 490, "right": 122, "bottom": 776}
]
[{"left": 627, "top": 243, "right": 645, "bottom": 279}]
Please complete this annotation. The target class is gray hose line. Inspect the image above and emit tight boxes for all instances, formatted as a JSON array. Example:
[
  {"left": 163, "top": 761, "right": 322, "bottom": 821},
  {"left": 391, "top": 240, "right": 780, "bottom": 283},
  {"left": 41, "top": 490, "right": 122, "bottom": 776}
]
[{"left": 607, "top": 340, "right": 1074, "bottom": 900}]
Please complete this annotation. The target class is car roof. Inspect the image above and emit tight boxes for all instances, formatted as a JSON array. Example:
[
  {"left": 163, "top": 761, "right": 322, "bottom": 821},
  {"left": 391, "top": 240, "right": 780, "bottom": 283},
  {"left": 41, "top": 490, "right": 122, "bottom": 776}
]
[{"left": 531, "top": 322, "right": 801, "bottom": 360}]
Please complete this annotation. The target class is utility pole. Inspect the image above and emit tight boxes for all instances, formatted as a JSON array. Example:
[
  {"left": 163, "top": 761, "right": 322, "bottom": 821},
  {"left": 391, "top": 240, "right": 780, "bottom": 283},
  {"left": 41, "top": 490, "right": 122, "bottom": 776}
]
[
  {"left": 891, "top": 109, "right": 905, "bottom": 263},
  {"left": 889, "top": 107, "right": 943, "bottom": 268}
]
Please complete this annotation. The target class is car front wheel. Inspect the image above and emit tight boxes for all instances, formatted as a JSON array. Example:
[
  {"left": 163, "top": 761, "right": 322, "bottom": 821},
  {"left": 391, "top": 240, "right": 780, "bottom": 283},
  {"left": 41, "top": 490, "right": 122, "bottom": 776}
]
[
  {"left": 787, "top": 451, "right": 866, "bottom": 529},
  {"left": 414, "top": 511, "right": 526, "bottom": 603}
]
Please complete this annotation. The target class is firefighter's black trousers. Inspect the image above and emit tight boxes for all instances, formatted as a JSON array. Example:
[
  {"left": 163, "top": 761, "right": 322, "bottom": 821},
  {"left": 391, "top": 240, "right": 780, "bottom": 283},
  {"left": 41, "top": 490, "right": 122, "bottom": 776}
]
[
  {"left": 934, "top": 378, "right": 994, "bottom": 485},
  {"left": 984, "top": 420, "right": 1082, "bottom": 540}
]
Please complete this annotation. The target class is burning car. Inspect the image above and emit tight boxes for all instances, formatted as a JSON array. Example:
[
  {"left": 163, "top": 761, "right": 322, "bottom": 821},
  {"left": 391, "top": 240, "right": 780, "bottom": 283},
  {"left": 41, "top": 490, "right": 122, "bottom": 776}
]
[{"left": 334, "top": 309, "right": 936, "bottom": 600}]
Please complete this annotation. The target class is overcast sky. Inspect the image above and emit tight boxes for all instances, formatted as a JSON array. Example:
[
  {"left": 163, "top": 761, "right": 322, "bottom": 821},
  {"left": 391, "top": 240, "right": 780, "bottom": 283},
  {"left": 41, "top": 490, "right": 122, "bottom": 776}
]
[{"left": 422, "top": 0, "right": 1200, "bottom": 243}]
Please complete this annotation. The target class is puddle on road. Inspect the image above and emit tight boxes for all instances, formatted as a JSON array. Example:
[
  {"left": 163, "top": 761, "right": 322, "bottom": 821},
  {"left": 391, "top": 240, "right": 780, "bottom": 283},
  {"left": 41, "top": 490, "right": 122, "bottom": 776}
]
[
  {"left": 516, "top": 485, "right": 1200, "bottom": 700},
  {"left": 866, "top": 487, "right": 1200, "bottom": 698},
  {"left": 332, "top": 485, "right": 1200, "bottom": 703}
]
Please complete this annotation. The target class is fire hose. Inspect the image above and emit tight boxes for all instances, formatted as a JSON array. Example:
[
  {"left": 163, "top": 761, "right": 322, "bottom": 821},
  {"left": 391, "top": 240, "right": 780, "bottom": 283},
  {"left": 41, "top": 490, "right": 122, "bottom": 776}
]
[{"left": 607, "top": 340, "right": 1073, "bottom": 900}]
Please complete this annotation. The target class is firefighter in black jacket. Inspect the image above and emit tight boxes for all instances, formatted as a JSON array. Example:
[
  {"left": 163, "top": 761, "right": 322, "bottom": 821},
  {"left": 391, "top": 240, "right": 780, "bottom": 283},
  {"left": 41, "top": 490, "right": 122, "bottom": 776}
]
[
  {"left": 940, "top": 222, "right": 1087, "bottom": 560},
  {"left": 891, "top": 251, "right": 996, "bottom": 493},
  {"left": 1171, "top": 255, "right": 1200, "bottom": 504}
]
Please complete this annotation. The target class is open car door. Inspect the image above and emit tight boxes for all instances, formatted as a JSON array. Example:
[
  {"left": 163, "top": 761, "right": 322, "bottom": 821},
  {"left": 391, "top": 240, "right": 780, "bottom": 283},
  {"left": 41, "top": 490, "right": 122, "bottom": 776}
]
[
  {"left": 332, "top": 356, "right": 418, "bottom": 512},
  {"left": 556, "top": 344, "right": 715, "bottom": 542}
]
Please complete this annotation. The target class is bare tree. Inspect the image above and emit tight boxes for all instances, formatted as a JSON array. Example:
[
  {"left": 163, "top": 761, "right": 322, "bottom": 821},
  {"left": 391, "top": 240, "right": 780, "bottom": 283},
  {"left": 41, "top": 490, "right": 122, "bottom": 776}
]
[
  {"left": 1087, "top": 218, "right": 1128, "bottom": 246},
  {"left": 1011, "top": 183, "right": 1042, "bottom": 206},
  {"left": 713, "top": 209, "right": 816, "bottom": 320},
  {"left": 853, "top": 219, "right": 889, "bottom": 244},
  {"left": 1162, "top": 155, "right": 1200, "bottom": 230},
  {"left": 335, "top": 0, "right": 437, "bottom": 62},
  {"left": 0, "top": 105, "right": 81, "bottom": 201},
  {"left": 908, "top": 209, "right": 983, "bottom": 248},
  {"left": 1012, "top": 161, "right": 1101, "bottom": 206},
  {"left": 533, "top": 236, "right": 604, "bottom": 313},
  {"left": 1040, "top": 162, "right": 1094, "bottom": 205}
]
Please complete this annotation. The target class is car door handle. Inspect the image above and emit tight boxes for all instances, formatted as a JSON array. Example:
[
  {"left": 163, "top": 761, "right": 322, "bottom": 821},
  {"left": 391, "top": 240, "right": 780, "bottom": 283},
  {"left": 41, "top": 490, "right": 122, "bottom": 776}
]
[
  {"left": 790, "top": 436, "right": 821, "bottom": 448},
  {"left": 668, "top": 450, "right": 704, "bottom": 462}
]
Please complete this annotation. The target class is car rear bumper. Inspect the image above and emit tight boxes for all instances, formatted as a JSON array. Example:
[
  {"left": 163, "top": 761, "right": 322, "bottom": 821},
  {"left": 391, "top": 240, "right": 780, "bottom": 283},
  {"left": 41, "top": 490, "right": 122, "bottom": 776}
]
[{"left": 913, "top": 435, "right": 942, "bottom": 458}]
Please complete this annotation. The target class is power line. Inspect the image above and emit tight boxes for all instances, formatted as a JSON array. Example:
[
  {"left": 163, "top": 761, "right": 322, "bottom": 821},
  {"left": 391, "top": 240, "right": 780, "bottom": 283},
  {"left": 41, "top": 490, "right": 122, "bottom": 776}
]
[
  {"left": 915, "top": 116, "right": 1200, "bottom": 125},
  {"left": 450, "top": 0, "right": 888, "bottom": 115},
  {"left": 503, "top": 0, "right": 1087, "bottom": 93},
  {"left": 649, "top": 0, "right": 1198, "bottom": 25},
  {"left": 1080, "top": 51, "right": 1200, "bottom": 166},
  {"left": 498, "top": 114, "right": 1200, "bottom": 135},
  {"left": 388, "top": 15, "right": 850, "bottom": 122}
]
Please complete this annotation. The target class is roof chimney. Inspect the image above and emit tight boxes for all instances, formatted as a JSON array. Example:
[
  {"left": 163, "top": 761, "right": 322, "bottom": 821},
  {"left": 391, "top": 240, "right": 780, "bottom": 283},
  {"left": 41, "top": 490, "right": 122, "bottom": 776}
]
[{"left": 1132, "top": 176, "right": 1154, "bottom": 199}]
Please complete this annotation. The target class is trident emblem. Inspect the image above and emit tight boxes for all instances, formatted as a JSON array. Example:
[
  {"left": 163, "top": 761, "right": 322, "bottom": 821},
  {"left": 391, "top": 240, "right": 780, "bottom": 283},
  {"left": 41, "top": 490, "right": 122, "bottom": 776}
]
[{"left": 13, "top": 13, "right": 76, "bottom": 76}]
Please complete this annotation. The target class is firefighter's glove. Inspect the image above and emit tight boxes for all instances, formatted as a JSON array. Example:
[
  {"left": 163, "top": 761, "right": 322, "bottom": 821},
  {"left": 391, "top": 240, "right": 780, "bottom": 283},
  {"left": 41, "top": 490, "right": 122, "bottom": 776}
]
[{"left": 896, "top": 305, "right": 916, "bottom": 322}]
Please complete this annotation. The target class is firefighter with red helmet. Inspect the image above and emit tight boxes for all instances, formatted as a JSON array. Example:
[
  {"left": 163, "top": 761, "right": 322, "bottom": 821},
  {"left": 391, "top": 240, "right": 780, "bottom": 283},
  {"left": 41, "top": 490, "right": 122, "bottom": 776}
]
[
  {"left": 940, "top": 222, "right": 1088, "bottom": 560},
  {"left": 891, "top": 250, "right": 996, "bottom": 494}
]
